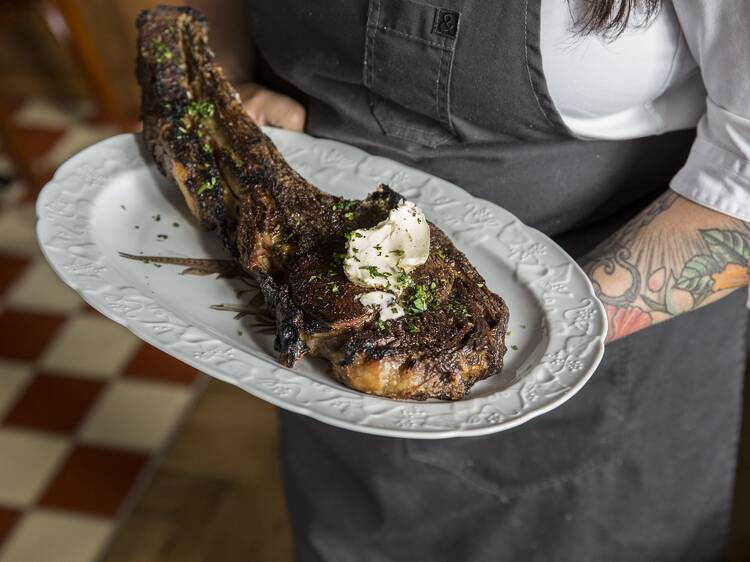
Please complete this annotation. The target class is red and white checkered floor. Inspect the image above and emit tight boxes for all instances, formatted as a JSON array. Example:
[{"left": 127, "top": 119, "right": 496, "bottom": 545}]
[{"left": 0, "top": 98, "right": 204, "bottom": 562}]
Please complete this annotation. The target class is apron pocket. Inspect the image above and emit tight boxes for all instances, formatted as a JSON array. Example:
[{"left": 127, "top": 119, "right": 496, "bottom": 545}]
[
  {"left": 364, "top": 0, "right": 459, "bottom": 146},
  {"left": 405, "top": 339, "right": 631, "bottom": 501}
]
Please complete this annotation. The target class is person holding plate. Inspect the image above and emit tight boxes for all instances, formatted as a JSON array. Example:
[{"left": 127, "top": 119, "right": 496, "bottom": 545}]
[{"left": 193, "top": 0, "right": 750, "bottom": 559}]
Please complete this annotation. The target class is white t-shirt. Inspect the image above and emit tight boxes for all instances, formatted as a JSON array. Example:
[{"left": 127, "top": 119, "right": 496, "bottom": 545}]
[{"left": 541, "top": 0, "right": 750, "bottom": 222}]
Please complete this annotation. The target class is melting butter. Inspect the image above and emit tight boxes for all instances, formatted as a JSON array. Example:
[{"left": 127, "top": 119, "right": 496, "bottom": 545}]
[
  {"left": 358, "top": 291, "right": 405, "bottom": 321},
  {"left": 343, "top": 200, "right": 430, "bottom": 292}
]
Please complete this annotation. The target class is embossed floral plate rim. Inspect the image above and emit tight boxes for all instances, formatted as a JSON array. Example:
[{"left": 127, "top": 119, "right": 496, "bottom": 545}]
[{"left": 37, "top": 131, "right": 606, "bottom": 439}]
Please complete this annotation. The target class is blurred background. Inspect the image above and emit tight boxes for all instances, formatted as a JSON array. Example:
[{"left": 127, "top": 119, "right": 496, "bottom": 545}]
[
  {"left": 0, "top": 1, "right": 291, "bottom": 561},
  {"left": 0, "top": 1, "right": 748, "bottom": 561}
]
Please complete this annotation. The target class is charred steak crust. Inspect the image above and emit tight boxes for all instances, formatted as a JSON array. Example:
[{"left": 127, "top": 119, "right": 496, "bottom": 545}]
[{"left": 136, "top": 5, "right": 510, "bottom": 400}]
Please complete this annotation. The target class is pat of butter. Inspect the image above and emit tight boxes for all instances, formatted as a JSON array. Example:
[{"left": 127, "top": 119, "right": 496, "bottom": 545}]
[
  {"left": 343, "top": 200, "right": 430, "bottom": 292},
  {"left": 358, "top": 291, "right": 405, "bottom": 321}
]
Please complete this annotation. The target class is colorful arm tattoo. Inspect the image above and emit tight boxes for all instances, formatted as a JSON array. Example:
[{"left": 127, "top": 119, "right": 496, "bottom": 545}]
[{"left": 581, "top": 191, "right": 750, "bottom": 342}]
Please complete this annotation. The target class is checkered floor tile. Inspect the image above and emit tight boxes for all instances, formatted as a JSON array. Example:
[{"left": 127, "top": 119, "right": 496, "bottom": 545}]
[{"left": 0, "top": 97, "right": 203, "bottom": 562}]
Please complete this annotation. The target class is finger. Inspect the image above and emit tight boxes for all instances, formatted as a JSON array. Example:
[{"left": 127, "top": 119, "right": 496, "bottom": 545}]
[
  {"left": 269, "top": 103, "right": 306, "bottom": 132},
  {"left": 239, "top": 83, "right": 269, "bottom": 125},
  {"left": 245, "top": 107, "right": 269, "bottom": 126},
  {"left": 240, "top": 87, "right": 306, "bottom": 131},
  {"left": 242, "top": 97, "right": 269, "bottom": 126}
]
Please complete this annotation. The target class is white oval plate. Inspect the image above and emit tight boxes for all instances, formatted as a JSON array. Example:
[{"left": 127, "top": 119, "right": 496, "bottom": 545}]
[{"left": 37, "top": 131, "right": 606, "bottom": 439}]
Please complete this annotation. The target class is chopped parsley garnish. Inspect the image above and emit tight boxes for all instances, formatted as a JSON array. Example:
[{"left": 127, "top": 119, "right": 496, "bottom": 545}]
[
  {"left": 154, "top": 41, "right": 173, "bottom": 63},
  {"left": 345, "top": 230, "right": 365, "bottom": 243},
  {"left": 435, "top": 248, "right": 447, "bottom": 261},
  {"left": 360, "top": 266, "right": 391, "bottom": 279},
  {"left": 202, "top": 143, "right": 212, "bottom": 153},
  {"left": 157, "top": 234, "right": 168, "bottom": 240},
  {"left": 172, "top": 222, "right": 180, "bottom": 227},
  {"left": 332, "top": 200, "right": 358, "bottom": 222},
  {"left": 408, "top": 284, "right": 429, "bottom": 314},
  {"left": 445, "top": 301, "right": 471, "bottom": 318},
  {"left": 476, "top": 282, "right": 485, "bottom": 288},
  {"left": 511, "top": 345, "right": 519, "bottom": 351},
  {"left": 186, "top": 100, "right": 215, "bottom": 120},
  {"left": 309, "top": 274, "right": 321, "bottom": 281},
  {"left": 152, "top": 214, "right": 161, "bottom": 222},
  {"left": 332, "top": 200, "right": 356, "bottom": 212},
  {"left": 406, "top": 322, "right": 420, "bottom": 334},
  {"left": 389, "top": 249, "right": 405, "bottom": 256},
  {"left": 197, "top": 176, "right": 217, "bottom": 195},
  {"left": 377, "top": 320, "right": 386, "bottom": 331},
  {"left": 395, "top": 269, "right": 414, "bottom": 289}
]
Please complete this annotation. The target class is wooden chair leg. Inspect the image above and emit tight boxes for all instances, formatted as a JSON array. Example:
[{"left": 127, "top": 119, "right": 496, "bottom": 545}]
[
  {"left": 41, "top": 0, "right": 130, "bottom": 130},
  {"left": 0, "top": 102, "right": 39, "bottom": 194}
]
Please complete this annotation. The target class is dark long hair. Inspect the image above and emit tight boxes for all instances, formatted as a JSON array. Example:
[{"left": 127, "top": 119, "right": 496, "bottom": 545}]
[{"left": 576, "top": 0, "right": 661, "bottom": 37}]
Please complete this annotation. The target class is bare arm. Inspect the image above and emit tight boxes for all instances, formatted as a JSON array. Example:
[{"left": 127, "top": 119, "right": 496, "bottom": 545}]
[{"left": 581, "top": 191, "right": 750, "bottom": 342}]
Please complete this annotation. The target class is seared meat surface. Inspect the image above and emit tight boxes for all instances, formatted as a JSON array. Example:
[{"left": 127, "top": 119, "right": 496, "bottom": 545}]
[{"left": 136, "top": 5, "right": 509, "bottom": 400}]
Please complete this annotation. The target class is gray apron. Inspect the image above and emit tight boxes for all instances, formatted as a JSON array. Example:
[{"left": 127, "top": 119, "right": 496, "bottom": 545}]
[{"left": 248, "top": 1, "right": 748, "bottom": 560}]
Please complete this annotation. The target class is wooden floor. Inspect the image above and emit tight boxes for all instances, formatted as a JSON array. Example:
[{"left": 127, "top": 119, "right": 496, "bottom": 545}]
[
  {"left": 102, "top": 375, "right": 750, "bottom": 562},
  {"left": 101, "top": 378, "right": 294, "bottom": 562}
]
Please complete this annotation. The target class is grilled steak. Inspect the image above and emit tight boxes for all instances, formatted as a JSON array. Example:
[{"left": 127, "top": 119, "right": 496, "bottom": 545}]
[{"left": 136, "top": 5, "right": 510, "bottom": 400}]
